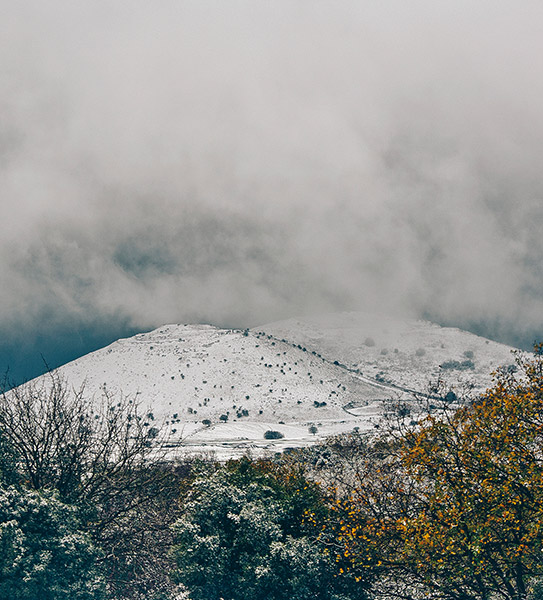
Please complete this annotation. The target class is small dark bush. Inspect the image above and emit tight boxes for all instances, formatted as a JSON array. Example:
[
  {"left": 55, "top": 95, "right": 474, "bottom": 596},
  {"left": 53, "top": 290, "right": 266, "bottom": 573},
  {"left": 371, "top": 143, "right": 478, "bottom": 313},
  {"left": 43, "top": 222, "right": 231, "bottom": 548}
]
[
  {"left": 444, "top": 391, "right": 457, "bottom": 403},
  {"left": 441, "top": 359, "right": 475, "bottom": 371},
  {"left": 264, "top": 430, "right": 284, "bottom": 440},
  {"left": 147, "top": 427, "right": 160, "bottom": 439},
  {"left": 397, "top": 406, "right": 411, "bottom": 418}
]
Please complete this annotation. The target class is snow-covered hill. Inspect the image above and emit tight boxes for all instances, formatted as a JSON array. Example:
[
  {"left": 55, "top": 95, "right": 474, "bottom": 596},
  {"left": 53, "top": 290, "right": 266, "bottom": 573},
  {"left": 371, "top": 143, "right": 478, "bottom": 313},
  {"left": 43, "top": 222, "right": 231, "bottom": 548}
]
[
  {"left": 32, "top": 312, "right": 519, "bottom": 457},
  {"left": 257, "top": 312, "right": 516, "bottom": 396}
]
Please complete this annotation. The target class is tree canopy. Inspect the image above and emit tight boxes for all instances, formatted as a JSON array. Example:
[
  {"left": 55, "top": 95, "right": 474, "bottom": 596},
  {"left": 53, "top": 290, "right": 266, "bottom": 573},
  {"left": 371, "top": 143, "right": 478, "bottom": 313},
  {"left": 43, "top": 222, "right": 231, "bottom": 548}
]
[
  {"left": 325, "top": 347, "right": 543, "bottom": 600},
  {"left": 0, "top": 485, "right": 105, "bottom": 600},
  {"left": 171, "top": 458, "right": 364, "bottom": 600},
  {"left": 4, "top": 348, "right": 543, "bottom": 600}
]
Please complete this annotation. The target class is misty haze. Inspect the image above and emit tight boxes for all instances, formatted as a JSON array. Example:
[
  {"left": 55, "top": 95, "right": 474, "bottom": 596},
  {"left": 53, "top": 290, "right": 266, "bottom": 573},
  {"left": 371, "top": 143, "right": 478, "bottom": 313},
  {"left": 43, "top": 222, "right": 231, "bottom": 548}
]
[
  {"left": 3, "top": 3, "right": 543, "bottom": 600},
  {"left": 2, "top": 1, "right": 543, "bottom": 381}
]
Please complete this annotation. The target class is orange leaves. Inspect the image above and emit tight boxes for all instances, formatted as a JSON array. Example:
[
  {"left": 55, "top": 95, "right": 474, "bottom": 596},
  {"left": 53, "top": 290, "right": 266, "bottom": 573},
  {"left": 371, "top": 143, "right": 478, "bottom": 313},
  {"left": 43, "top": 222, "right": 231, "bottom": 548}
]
[{"left": 320, "top": 347, "right": 543, "bottom": 599}]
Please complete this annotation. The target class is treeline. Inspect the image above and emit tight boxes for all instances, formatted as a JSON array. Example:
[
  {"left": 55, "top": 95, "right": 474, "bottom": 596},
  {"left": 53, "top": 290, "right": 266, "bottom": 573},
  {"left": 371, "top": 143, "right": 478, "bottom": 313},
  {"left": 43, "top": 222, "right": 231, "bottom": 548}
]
[{"left": 2, "top": 348, "right": 543, "bottom": 600}]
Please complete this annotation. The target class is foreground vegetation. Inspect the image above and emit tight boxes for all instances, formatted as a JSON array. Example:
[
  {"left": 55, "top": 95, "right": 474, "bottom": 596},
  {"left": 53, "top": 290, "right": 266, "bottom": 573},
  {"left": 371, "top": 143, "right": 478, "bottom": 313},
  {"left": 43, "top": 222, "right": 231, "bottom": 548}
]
[{"left": 1, "top": 348, "right": 543, "bottom": 599}]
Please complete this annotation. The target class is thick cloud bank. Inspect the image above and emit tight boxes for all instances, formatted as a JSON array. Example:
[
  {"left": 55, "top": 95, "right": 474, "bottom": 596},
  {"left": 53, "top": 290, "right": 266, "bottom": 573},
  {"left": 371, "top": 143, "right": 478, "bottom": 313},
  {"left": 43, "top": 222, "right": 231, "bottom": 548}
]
[{"left": 1, "top": 1, "right": 543, "bottom": 378}]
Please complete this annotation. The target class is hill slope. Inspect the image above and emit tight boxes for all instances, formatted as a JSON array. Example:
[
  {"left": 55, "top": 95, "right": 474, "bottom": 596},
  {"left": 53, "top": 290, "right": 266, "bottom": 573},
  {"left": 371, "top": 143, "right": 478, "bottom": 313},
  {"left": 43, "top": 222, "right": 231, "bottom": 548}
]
[
  {"left": 34, "top": 312, "right": 519, "bottom": 457},
  {"left": 257, "top": 312, "right": 516, "bottom": 395}
]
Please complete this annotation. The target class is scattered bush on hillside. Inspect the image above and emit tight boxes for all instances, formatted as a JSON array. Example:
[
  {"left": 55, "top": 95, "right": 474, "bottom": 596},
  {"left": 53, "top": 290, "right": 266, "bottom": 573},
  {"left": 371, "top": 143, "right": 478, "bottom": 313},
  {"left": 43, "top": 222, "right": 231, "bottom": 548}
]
[
  {"left": 264, "top": 430, "right": 284, "bottom": 440},
  {"left": 147, "top": 426, "right": 160, "bottom": 439},
  {"left": 443, "top": 390, "right": 457, "bottom": 403},
  {"left": 364, "top": 337, "right": 375, "bottom": 347},
  {"left": 440, "top": 359, "right": 475, "bottom": 370}
]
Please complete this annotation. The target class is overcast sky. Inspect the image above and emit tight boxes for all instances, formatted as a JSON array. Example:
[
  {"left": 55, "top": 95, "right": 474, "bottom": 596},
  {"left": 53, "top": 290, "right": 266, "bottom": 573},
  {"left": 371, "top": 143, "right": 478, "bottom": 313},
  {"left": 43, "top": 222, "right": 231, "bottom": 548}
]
[{"left": 1, "top": 1, "right": 543, "bottom": 382}]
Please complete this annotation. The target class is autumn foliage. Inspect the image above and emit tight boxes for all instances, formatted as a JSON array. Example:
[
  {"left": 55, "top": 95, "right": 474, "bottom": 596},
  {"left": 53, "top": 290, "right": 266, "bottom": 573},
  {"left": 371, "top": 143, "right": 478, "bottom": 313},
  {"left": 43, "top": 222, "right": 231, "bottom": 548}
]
[
  {"left": 325, "top": 347, "right": 543, "bottom": 600},
  {"left": 4, "top": 349, "right": 543, "bottom": 599}
]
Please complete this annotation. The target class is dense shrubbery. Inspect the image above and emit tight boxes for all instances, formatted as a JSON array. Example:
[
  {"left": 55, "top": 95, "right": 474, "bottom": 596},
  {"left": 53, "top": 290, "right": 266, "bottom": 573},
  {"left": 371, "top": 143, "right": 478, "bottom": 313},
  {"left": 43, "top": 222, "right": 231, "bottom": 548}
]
[
  {"left": 264, "top": 429, "right": 285, "bottom": 439},
  {"left": 171, "top": 458, "right": 363, "bottom": 600},
  {"left": 440, "top": 358, "right": 475, "bottom": 370},
  {"left": 0, "top": 485, "right": 105, "bottom": 600},
  {"left": 3, "top": 348, "right": 543, "bottom": 600},
  {"left": 0, "top": 373, "right": 186, "bottom": 600}
]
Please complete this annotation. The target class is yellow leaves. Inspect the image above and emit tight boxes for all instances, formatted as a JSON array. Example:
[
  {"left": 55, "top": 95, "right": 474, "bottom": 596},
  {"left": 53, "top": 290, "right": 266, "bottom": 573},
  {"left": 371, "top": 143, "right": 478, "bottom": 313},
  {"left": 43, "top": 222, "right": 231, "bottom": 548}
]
[{"left": 316, "top": 349, "right": 543, "bottom": 591}]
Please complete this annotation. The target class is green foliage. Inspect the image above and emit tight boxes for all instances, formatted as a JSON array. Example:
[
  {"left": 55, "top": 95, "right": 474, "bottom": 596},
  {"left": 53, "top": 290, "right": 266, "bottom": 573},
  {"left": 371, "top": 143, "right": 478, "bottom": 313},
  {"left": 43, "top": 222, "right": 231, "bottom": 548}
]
[
  {"left": 171, "top": 458, "right": 363, "bottom": 600},
  {"left": 264, "top": 430, "right": 284, "bottom": 439},
  {"left": 0, "top": 373, "right": 183, "bottom": 600},
  {"left": 0, "top": 485, "right": 105, "bottom": 600}
]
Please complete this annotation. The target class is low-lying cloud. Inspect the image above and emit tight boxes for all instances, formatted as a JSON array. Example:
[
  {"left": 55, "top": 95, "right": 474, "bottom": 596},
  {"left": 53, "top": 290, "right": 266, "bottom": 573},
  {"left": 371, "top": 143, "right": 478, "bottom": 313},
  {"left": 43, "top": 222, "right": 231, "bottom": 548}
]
[{"left": 1, "top": 0, "right": 543, "bottom": 379}]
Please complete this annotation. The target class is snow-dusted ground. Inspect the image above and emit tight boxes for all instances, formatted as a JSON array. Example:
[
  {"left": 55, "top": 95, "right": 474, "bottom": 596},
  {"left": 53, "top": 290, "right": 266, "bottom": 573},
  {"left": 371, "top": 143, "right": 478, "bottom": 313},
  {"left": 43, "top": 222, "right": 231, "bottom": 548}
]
[
  {"left": 258, "top": 311, "right": 517, "bottom": 394},
  {"left": 33, "top": 312, "right": 519, "bottom": 456}
]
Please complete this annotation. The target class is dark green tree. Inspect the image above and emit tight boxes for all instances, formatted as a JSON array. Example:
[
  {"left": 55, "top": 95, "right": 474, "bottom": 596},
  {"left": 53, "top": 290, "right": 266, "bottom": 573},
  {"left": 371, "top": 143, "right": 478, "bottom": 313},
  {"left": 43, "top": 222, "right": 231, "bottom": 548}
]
[
  {"left": 0, "top": 485, "right": 105, "bottom": 600},
  {"left": 171, "top": 458, "right": 365, "bottom": 600},
  {"left": 0, "top": 372, "right": 183, "bottom": 600}
]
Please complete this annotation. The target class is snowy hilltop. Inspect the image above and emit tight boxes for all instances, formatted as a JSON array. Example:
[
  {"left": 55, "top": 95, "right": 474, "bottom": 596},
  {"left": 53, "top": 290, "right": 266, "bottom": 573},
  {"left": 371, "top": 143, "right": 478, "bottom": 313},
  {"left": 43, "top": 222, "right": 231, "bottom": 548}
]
[{"left": 34, "top": 312, "right": 518, "bottom": 457}]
